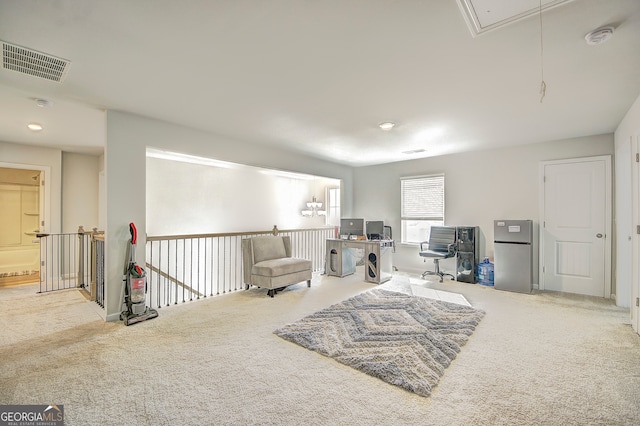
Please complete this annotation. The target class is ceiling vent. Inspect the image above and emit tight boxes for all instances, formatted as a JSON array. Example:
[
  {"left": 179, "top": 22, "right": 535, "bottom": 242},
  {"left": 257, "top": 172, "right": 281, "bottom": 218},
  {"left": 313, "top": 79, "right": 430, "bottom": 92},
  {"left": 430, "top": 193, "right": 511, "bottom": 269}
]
[{"left": 1, "top": 40, "right": 70, "bottom": 83}]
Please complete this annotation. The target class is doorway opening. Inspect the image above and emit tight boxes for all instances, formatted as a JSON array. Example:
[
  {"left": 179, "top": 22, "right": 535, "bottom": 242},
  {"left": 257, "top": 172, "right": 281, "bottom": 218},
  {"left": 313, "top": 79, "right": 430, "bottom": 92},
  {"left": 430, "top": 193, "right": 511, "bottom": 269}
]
[{"left": 0, "top": 167, "right": 42, "bottom": 287}]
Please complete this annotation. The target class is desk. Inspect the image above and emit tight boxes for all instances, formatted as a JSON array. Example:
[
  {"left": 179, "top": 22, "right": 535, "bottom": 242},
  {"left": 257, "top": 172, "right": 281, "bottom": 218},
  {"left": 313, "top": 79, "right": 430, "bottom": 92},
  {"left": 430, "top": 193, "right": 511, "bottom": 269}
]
[{"left": 325, "top": 239, "right": 394, "bottom": 284}]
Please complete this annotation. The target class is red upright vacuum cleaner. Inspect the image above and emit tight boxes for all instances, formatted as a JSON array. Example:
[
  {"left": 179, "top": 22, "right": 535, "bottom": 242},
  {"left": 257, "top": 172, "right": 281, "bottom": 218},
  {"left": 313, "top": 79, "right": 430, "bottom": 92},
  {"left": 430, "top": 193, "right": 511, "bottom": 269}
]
[{"left": 120, "top": 222, "right": 158, "bottom": 326}]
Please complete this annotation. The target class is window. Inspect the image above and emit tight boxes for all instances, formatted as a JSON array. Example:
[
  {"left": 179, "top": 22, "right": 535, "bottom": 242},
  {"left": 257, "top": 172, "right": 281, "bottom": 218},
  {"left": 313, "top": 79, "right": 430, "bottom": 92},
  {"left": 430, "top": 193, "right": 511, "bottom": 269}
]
[
  {"left": 325, "top": 186, "right": 341, "bottom": 227},
  {"left": 401, "top": 174, "right": 444, "bottom": 244}
]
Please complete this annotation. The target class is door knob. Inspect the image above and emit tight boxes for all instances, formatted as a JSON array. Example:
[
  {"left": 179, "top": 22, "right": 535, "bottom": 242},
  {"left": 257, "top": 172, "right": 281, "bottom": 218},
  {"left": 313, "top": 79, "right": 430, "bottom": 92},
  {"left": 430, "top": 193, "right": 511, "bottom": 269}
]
[{"left": 596, "top": 233, "right": 603, "bottom": 238}]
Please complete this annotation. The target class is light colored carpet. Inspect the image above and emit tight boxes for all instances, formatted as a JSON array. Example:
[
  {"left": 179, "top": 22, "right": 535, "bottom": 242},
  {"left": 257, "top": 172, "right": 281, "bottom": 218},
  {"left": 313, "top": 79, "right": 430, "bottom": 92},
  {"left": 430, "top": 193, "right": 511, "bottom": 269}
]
[
  {"left": 1, "top": 272, "right": 640, "bottom": 425},
  {"left": 274, "top": 288, "right": 484, "bottom": 396}
]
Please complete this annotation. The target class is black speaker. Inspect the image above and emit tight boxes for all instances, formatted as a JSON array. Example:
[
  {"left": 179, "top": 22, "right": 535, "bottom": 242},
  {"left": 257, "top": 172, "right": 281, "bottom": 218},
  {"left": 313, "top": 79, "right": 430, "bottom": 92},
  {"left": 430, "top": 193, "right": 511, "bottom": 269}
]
[{"left": 367, "top": 252, "right": 378, "bottom": 280}]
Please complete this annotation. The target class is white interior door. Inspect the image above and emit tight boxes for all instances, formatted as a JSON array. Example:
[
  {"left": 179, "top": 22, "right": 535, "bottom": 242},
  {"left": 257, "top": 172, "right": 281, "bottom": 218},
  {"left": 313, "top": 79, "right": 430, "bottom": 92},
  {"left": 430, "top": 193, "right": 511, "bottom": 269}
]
[{"left": 540, "top": 156, "right": 611, "bottom": 297}]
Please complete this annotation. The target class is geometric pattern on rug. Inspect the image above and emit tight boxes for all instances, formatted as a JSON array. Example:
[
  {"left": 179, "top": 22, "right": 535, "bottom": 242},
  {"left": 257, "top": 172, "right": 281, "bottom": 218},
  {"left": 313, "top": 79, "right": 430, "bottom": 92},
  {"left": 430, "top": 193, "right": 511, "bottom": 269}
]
[{"left": 274, "top": 289, "right": 485, "bottom": 397}]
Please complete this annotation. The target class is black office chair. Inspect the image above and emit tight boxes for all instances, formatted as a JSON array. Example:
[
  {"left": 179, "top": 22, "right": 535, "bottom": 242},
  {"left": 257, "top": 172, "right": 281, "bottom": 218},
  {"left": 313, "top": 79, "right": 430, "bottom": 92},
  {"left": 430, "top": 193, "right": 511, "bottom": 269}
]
[{"left": 419, "top": 226, "right": 457, "bottom": 282}]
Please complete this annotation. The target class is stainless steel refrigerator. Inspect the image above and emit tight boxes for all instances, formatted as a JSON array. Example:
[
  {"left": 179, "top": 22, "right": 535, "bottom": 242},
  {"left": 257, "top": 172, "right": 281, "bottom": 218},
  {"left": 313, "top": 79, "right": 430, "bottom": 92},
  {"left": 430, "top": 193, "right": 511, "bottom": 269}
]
[{"left": 494, "top": 220, "right": 533, "bottom": 293}]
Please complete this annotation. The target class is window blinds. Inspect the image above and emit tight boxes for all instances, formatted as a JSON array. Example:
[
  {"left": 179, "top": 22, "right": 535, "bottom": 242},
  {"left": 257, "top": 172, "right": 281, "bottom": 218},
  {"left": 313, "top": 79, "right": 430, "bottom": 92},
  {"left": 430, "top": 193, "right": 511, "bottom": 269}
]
[{"left": 401, "top": 175, "right": 444, "bottom": 219}]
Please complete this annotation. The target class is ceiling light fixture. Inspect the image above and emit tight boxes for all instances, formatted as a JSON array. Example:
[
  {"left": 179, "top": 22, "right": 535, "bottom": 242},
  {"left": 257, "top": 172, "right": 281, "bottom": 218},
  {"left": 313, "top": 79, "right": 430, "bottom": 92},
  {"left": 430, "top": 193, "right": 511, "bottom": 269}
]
[
  {"left": 585, "top": 26, "right": 614, "bottom": 45},
  {"left": 379, "top": 121, "right": 396, "bottom": 130},
  {"left": 27, "top": 122, "right": 43, "bottom": 131},
  {"left": 301, "top": 196, "right": 326, "bottom": 217},
  {"left": 301, "top": 178, "right": 326, "bottom": 217}
]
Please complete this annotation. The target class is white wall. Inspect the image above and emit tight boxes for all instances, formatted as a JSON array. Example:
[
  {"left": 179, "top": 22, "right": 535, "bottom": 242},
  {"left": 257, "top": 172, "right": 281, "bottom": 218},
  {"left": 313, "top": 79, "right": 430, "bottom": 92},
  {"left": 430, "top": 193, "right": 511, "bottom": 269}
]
[
  {"left": 146, "top": 156, "right": 338, "bottom": 235},
  {"left": 352, "top": 134, "right": 615, "bottom": 289},
  {"left": 105, "top": 111, "right": 353, "bottom": 320},
  {"left": 62, "top": 152, "right": 100, "bottom": 233},
  {"left": 615, "top": 93, "right": 640, "bottom": 313}
]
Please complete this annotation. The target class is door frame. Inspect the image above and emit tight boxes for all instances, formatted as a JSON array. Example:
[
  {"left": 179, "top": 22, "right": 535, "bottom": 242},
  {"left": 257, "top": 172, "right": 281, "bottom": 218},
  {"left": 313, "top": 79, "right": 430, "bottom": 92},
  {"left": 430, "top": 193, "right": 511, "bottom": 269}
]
[
  {"left": 538, "top": 155, "right": 612, "bottom": 297},
  {"left": 632, "top": 135, "right": 640, "bottom": 333},
  {"left": 0, "top": 162, "right": 50, "bottom": 235}
]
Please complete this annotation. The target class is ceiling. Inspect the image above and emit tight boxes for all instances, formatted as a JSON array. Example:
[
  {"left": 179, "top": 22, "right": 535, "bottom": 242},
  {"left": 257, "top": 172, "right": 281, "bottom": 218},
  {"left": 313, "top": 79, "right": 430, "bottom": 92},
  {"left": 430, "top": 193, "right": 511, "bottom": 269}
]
[{"left": 0, "top": 0, "right": 638, "bottom": 167}]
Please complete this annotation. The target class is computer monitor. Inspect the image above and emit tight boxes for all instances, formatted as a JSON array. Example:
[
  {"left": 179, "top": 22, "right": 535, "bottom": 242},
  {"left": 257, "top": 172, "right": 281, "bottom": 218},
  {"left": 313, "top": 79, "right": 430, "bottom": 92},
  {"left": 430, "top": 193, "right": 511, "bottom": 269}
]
[
  {"left": 366, "top": 221, "right": 384, "bottom": 240},
  {"left": 340, "top": 218, "right": 364, "bottom": 238}
]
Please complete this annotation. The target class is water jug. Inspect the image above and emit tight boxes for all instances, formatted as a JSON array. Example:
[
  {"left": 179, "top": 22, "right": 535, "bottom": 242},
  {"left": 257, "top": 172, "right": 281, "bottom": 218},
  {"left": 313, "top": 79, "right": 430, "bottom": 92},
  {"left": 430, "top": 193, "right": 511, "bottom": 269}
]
[{"left": 477, "top": 257, "right": 494, "bottom": 286}]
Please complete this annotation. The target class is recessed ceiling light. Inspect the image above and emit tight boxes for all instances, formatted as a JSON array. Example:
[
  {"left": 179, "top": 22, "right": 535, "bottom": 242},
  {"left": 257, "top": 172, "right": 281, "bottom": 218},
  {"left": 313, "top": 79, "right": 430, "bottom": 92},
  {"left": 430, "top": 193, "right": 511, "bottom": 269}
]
[
  {"left": 27, "top": 122, "right": 43, "bottom": 131},
  {"left": 585, "top": 26, "right": 614, "bottom": 45},
  {"left": 379, "top": 121, "right": 396, "bottom": 130}
]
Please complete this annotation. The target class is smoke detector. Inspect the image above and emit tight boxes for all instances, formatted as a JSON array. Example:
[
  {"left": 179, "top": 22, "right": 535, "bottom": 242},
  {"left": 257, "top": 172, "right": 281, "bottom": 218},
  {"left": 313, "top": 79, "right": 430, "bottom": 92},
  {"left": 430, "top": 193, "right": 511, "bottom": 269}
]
[
  {"left": 35, "top": 98, "right": 54, "bottom": 108},
  {"left": 585, "top": 26, "right": 614, "bottom": 46},
  {"left": 1, "top": 40, "right": 70, "bottom": 82}
]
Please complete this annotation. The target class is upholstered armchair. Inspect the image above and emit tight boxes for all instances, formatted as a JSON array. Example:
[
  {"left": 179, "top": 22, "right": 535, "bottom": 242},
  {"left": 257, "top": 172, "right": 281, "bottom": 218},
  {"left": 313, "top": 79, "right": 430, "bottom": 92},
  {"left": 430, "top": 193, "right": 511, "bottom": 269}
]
[{"left": 242, "top": 235, "right": 312, "bottom": 297}]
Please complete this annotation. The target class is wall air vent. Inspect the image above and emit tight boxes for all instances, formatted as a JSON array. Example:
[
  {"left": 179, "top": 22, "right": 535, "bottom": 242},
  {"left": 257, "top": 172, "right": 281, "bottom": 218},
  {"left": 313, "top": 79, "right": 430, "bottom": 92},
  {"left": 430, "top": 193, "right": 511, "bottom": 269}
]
[{"left": 1, "top": 40, "right": 70, "bottom": 83}]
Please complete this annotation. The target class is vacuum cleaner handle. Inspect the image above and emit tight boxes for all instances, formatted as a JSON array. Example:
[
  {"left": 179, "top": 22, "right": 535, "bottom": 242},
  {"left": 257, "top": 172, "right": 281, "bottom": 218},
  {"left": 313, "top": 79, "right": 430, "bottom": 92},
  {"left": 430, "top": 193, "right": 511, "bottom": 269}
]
[{"left": 129, "top": 222, "right": 137, "bottom": 245}]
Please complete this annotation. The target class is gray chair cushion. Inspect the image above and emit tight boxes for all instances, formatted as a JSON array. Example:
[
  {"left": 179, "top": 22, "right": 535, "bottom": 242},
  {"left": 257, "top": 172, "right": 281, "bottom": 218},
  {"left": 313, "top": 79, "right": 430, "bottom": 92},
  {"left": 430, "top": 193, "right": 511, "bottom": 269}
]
[
  {"left": 252, "top": 258, "right": 312, "bottom": 277},
  {"left": 252, "top": 236, "right": 287, "bottom": 263}
]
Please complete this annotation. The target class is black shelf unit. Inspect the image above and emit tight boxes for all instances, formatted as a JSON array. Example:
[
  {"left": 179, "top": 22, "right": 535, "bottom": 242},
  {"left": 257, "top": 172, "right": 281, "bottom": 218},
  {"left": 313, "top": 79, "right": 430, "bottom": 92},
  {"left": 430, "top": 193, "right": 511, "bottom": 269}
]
[{"left": 456, "top": 226, "right": 479, "bottom": 283}]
